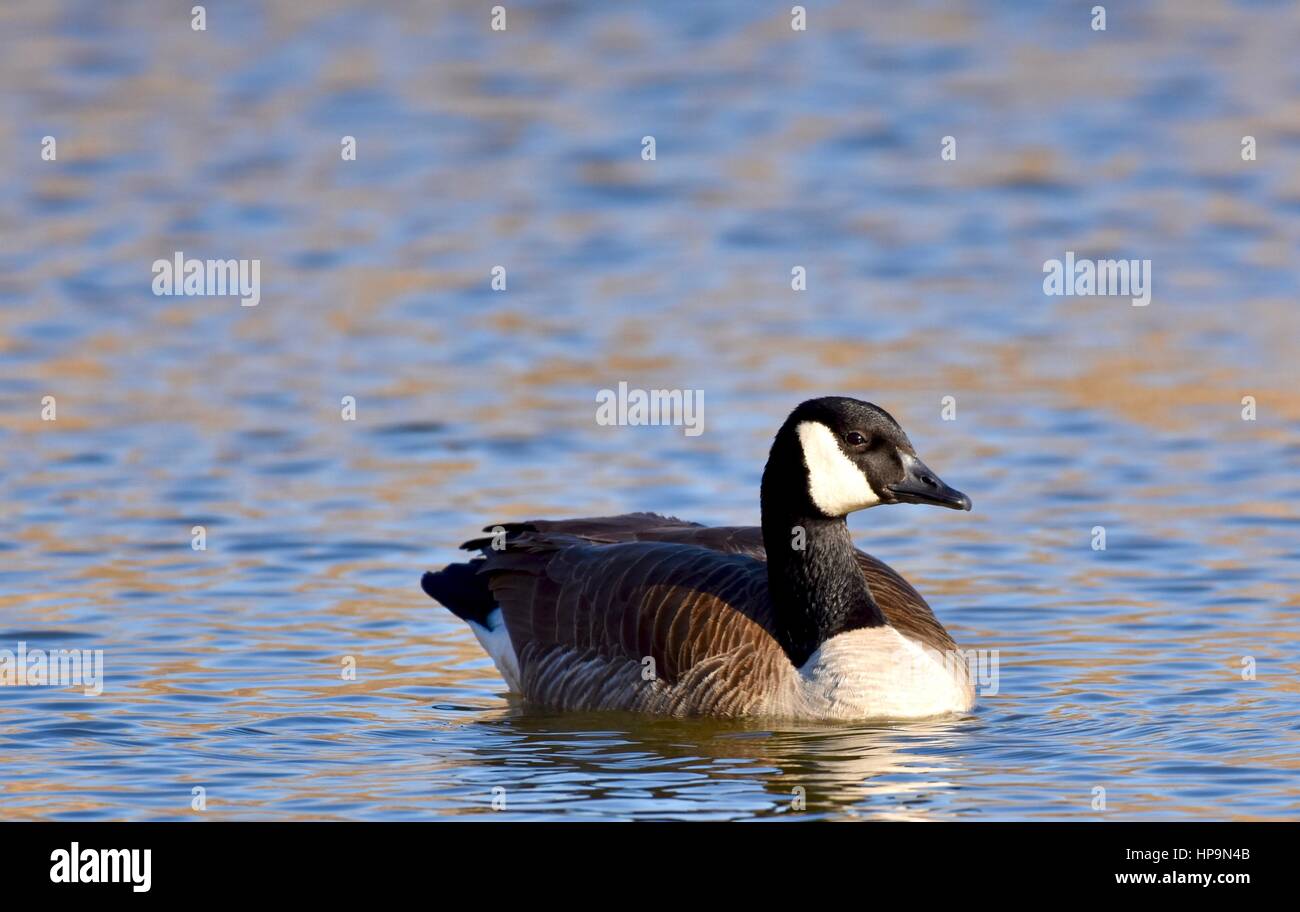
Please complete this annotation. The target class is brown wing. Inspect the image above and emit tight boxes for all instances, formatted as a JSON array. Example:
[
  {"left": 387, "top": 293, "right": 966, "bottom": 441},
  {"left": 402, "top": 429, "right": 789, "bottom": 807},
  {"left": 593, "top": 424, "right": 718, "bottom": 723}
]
[
  {"left": 474, "top": 532, "right": 791, "bottom": 716},
  {"left": 472, "top": 513, "right": 956, "bottom": 654}
]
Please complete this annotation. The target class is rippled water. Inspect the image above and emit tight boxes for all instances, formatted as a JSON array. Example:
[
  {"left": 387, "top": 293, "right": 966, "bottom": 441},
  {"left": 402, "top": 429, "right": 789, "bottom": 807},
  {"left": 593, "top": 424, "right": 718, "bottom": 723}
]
[{"left": 2, "top": 1, "right": 1298, "bottom": 820}]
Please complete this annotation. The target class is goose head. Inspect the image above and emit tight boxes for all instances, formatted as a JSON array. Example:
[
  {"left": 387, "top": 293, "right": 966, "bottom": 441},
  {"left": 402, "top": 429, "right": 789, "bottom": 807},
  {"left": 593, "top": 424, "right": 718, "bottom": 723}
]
[{"left": 764, "top": 396, "right": 971, "bottom": 520}]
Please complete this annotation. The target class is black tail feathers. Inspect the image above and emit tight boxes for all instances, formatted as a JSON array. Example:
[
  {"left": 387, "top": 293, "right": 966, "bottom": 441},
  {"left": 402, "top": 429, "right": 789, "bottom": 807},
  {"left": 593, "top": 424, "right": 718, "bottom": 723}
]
[{"left": 420, "top": 559, "right": 497, "bottom": 626}]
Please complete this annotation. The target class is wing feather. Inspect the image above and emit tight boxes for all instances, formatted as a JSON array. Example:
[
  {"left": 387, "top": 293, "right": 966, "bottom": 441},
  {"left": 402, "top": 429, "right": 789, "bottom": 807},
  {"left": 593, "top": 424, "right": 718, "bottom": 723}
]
[
  {"left": 470, "top": 513, "right": 955, "bottom": 654},
  {"left": 474, "top": 532, "right": 783, "bottom": 714},
  {"left": 461, "top": 513, "right": 957, "bottom": 713}
]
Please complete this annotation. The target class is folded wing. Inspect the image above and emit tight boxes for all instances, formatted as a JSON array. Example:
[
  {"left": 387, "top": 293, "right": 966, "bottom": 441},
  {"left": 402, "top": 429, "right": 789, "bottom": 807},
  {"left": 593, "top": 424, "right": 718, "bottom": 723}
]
[
  {"left": 471, "top": 530, "right": 790, "bottom": 715},
  {"left": 469, "top": 512, "right": 955, "bottom": 655}
]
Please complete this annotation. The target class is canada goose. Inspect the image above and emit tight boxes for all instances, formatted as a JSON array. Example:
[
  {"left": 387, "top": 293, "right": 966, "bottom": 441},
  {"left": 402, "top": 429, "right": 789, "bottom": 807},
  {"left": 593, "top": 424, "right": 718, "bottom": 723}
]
[{"left": 421, "top": 396, "right": 975, "bottom": 721}]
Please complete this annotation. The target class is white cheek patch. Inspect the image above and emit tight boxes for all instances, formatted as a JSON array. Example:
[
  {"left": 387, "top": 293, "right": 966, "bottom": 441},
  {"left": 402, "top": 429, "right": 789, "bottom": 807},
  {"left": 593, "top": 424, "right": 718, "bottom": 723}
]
[{"left": 796, "top": 421, "right": 880, "bottom": 516}]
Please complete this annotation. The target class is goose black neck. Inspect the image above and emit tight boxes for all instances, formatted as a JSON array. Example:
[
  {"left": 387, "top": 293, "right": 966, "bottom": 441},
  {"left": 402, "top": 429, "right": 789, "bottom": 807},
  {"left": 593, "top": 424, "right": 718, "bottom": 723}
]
[{"left": 760, "top": 441, "right": 885, "bottom": 668}]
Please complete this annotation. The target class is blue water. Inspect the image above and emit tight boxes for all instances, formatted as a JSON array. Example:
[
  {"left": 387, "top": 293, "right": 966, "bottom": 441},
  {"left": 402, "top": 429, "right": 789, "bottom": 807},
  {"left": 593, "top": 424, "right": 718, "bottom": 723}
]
[{"left": 1, "top": 1, "right": 1297, "bottom": 819}]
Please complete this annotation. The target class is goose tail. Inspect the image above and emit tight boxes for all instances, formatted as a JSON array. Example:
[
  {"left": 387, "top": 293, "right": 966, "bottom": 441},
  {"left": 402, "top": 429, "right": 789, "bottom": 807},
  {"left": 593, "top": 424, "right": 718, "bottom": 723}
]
[{"left": 420, "top": 559, "right": 496, "bottom": 626}]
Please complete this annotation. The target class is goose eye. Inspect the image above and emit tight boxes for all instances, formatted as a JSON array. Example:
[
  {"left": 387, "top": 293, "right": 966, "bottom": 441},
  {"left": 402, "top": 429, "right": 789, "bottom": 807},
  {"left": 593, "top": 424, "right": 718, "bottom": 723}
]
[{"left": 845, "top": 431, "right": 867, "bottom": 447}]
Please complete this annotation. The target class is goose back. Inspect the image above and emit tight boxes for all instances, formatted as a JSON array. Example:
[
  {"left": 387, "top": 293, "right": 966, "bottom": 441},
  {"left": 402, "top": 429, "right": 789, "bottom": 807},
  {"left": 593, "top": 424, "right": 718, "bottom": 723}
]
[
  {"left": 466, "top": 512, "right": 956, "bottom": 655},
  {"left": 475, "top": 532, "right": 791, "bottom": 715},
  {"left": 453, "top": 512, "right": 958, "bottom": 715}
]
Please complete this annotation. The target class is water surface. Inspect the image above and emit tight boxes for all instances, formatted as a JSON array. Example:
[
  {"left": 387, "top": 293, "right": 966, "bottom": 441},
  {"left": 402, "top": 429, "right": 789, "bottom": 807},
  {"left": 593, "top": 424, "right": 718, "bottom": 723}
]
[{"left": 1, "top": 0, "right": 1298, "bottom": 820}]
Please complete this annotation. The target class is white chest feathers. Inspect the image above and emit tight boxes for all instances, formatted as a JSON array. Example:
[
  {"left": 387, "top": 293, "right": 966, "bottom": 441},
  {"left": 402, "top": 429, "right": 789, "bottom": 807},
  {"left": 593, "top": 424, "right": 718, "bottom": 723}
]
[
  {"left": 796, "top": 421, "right": 880, "bottom": 516},
  {"left": 786, "top": 626, "right": 975, "bottom": 720}
]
